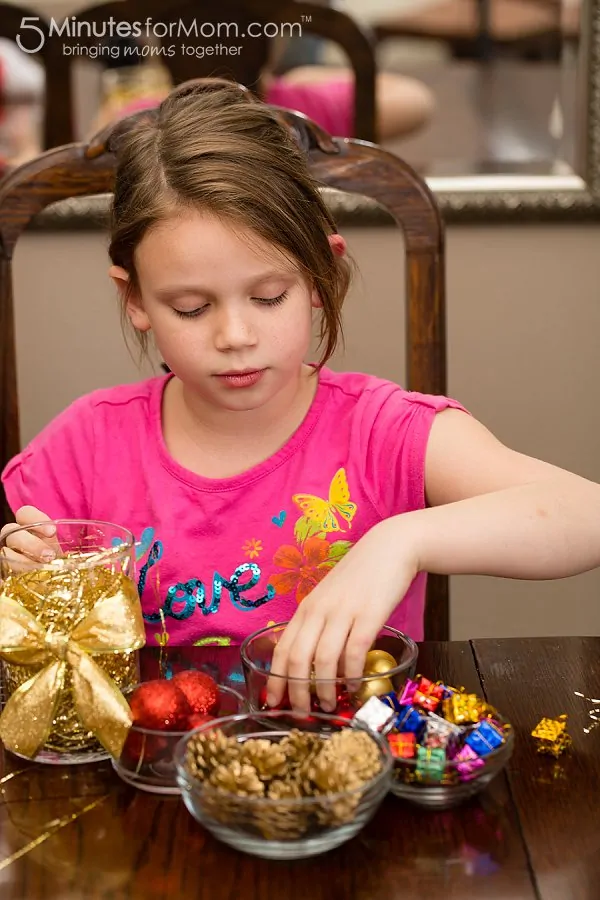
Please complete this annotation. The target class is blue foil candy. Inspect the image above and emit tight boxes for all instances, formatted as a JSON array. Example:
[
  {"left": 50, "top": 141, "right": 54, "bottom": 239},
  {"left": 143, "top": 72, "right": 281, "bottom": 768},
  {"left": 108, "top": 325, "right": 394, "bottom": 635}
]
[
  {"left": 381, "top": 691, "right": 403, "bottom": 713},
  {"left": 394, "top": 704, "right": 427, "bottom": 737},
  {"left": 465, "top": 720, "right": 504, "bottom": 756}
]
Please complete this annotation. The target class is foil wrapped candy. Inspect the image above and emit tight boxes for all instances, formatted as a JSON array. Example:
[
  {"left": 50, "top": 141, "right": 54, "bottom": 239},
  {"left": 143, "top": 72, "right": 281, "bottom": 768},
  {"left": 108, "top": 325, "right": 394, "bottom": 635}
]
[
  {"left": 399, "top": 676, "right": 444, "bottom": 712},
  {"left": 388, "top": 732, "right": 416, "bottom": 759},
  {"left": 443, "top": 692, "right": 484, "bottom": 725},
  {"left": 423, "top": 712, "right": 461, "bottom": 750},
  {"left": 531, "top": 714, "right": 571, "bottom": 758},
  {"left": 350, "top": 675, "right": 511, "bottom": 789}
]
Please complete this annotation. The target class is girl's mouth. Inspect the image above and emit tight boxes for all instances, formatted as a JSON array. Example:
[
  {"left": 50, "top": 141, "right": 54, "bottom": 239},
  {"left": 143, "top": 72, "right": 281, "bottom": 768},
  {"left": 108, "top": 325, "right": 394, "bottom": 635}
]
[{"left": 215, "top": 370, "right": 265, "bottom": 388}]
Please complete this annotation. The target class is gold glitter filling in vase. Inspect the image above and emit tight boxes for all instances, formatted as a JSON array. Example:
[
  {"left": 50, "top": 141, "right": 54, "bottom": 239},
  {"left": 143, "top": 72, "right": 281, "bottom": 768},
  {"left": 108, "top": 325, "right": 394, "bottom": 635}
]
[{"left": 1, "top": 560, "right": 141, "bottom": 755}]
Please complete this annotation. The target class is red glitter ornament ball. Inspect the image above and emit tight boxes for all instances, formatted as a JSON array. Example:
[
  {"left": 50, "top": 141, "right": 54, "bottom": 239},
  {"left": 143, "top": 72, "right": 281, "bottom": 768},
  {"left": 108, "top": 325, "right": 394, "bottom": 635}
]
[
  {"left": 336, "top": 689, "right": 353, "bottom": 708},
  {"left": 129, "top": 680, "right": 192, "bottom": 731},
  {"left": 171, "top": 670, "right": 219, "bottom": 716}
]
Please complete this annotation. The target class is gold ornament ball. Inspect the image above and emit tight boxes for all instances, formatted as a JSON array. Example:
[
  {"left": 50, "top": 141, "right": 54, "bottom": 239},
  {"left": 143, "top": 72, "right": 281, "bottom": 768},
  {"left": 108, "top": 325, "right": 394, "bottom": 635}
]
[
  {"left": 363, "top": 650, "right": 398, "bottom": 676},
  {"left": 364, "top": 658, "right": 397, "bottom": 676},
  {"left": 355, "top": 676, "right": 394, "bottom": 704}
]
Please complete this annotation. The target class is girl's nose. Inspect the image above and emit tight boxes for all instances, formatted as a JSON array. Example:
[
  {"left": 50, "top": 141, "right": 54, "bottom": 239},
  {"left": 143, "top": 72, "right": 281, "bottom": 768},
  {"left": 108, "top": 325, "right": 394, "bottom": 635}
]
[{"left": 213, "top": 306, "right": 258, "bottom": 351}]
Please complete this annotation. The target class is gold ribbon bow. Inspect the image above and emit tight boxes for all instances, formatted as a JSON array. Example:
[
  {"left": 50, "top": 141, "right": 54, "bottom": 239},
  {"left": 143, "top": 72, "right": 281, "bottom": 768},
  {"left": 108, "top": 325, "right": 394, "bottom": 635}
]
[{"left": 0, "top": 587, "right": 145, "bottom": 759}]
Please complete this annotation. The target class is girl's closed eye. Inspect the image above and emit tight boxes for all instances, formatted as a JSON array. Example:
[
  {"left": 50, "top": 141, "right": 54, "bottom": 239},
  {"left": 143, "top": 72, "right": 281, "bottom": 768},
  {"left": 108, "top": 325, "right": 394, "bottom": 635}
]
[
  {"left": 173, "top": 305, "right": 209, "bottom": 319},
  {"left": 253, "top": 290, "right": 288, "bottom": 307},
  {"left": 173, "top": 290, "right": 288, "bottom": 318}
]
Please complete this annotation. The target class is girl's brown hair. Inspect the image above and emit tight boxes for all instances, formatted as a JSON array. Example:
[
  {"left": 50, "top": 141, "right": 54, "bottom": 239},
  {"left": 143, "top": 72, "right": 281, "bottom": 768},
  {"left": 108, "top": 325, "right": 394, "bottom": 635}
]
[{"left": 108, "top": 78, "right": 351, "bottom": 367}]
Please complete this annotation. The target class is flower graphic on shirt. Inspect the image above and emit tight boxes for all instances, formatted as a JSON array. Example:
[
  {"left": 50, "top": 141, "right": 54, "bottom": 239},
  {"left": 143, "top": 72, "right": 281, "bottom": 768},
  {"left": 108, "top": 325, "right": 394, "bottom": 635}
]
[
  {"left": 242, "top": 538, "right": 263, "bottom": 560},
  {"left": 269, "top": 536, "right": 353, "bottom": 603}
]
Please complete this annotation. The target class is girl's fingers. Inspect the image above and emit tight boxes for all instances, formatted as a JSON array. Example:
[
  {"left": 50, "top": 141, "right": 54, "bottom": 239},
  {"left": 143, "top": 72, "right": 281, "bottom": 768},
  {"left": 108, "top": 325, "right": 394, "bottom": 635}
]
[
  {"left": 0, "top": 545, "right": 42, "bottom": 574},
  {"left": 1, "top": 509, "right": 62, "bottom": 561},
  {"left": 16, "top": 506, "right": 55, "bottom": 531},
  {"left": 285, "top": 620, "right": 325, "bottom": 713},
  {"left": 18, "top": 509, "right": 62, "bottom": 553},
  {"left": 343, "top": 620, "right": 379, "bottom": 688},
  {"left": 312, "top": 616, "right": 353, "bottom": 712},
  {"left": 285, "top": 613, "right": 326, "bottom": 713},
  {"left": 267, "top": 619, "right": 301, "bottom": 706},
  {"left": 3, "top": 529, "right": 57, "bottom": 564}
]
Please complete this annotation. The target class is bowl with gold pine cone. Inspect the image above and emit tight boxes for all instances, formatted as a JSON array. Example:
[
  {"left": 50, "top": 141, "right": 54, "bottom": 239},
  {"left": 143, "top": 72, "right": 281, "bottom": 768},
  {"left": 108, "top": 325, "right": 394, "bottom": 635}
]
[{"left": 174, "top": 710, "right": 393, "bottom": 859}]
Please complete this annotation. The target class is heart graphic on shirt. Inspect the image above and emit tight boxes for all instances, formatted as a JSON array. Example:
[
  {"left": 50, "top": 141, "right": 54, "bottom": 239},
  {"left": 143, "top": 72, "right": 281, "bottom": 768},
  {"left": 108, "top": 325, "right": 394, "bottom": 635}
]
[
  {"left": 271, "top": 511, "right": 287, "bottom": 528},
  {"left": 112, "top": 526, "right": 155, "bottom": 561}
]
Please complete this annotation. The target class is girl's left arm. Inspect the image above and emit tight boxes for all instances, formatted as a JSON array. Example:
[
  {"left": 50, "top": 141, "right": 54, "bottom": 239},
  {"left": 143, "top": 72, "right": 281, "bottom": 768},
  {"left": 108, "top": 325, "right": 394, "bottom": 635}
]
[
  {"left": 412, "top": 408, "right": 600, "bottom": 579},
  {"left": 268, "top": 409, "right": 600, "bottom": 712}
]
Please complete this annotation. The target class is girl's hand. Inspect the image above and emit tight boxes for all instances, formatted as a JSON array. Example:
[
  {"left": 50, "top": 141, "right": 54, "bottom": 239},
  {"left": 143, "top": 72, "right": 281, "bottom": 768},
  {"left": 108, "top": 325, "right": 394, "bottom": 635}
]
[
  {"left": 267, "top": 516, "right": 419, "bottom": 713},
  {"left": 0, "top": 506, "right": 60, "bottom": 570}
]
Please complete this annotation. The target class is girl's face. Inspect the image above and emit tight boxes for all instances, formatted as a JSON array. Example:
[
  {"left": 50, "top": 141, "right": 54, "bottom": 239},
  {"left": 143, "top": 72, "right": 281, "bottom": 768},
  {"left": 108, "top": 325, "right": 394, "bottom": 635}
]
[{"left": 113, "top": 211, "right": 321, "bottom": 413}]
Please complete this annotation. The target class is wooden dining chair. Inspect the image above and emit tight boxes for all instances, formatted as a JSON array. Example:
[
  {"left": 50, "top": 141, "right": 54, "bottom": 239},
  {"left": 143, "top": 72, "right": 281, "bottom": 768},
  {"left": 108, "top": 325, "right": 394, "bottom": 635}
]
[
  {"left": 28, "top": 0, "right": 377, "bottom": 146},
  {"left": 0, "top": 80, "right": 449, "bottom": 639}
]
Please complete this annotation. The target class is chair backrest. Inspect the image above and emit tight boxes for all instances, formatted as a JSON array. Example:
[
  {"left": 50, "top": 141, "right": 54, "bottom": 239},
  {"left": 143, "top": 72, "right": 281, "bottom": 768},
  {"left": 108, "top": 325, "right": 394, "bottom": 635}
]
[
  {"left": 11, "top": 0, "right": 377, "bottom": 147},
  {"left": 0, "top": 83, "right": 448, "bottom": 639}
]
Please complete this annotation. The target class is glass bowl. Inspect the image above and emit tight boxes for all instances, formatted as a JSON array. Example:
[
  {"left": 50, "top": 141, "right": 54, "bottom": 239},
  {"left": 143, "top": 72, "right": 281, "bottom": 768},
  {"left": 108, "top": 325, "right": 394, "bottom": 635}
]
[
  {"left": 112, "top": 684, "right": 245, "bottom": 794},
  {"left": 174, "top": 710, "right": 393, "bottom": 860},
  {"left": 390, "top": 718, "right": 515, "bottom": 809},
  {"left": 241, "top": 622, "right": 418, "bottom": 715}
]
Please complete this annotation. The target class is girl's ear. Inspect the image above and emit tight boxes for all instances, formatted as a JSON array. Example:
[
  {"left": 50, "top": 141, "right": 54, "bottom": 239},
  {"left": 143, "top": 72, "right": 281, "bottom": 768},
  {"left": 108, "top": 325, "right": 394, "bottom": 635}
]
[
  {"left": 328, "top": 233, "right": 347, "bottom": 257},
  {"left": 311, "top": 287, "right": 323, "bottom": 309},
  {"left": 109, "top": 265, "right": 151, "bottom": 332},
  {"left": 312, "top": 233, "right": 347, "bottom": 309}
]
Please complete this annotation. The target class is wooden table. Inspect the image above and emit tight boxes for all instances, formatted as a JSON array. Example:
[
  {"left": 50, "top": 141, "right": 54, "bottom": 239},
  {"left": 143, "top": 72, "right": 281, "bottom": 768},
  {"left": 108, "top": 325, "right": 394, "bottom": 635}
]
[{"left": 1, "top": 637, "right": 599, "bottom": 899}]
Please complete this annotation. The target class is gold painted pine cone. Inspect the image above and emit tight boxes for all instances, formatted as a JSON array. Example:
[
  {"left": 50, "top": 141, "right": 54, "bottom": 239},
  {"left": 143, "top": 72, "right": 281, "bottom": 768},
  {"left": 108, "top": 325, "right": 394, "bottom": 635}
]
[
  {"left": 185, "top": 730, "right": 241, "bottom": 779},
  {"left": 208, "top": 761, "right": 265, "bottom": 796},
  {"left": 240, "top": 738, "right": 287, "bottom": 779}
]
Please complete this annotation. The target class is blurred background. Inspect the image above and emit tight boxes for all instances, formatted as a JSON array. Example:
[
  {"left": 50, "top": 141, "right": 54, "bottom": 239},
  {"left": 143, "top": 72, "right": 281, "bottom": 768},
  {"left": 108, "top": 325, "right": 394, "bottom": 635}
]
[{"left": 0, "top": 0, "right": 581, "bottom": 176}]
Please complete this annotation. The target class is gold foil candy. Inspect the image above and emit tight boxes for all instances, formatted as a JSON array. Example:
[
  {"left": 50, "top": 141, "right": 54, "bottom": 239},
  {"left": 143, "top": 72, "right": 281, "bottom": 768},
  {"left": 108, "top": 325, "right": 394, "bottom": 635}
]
[
  {"left": 531, "top": 714, "right": 572, "bottom": 757},
  {"left": 442, "top": 692, "right": 483, "bottom": 725}
]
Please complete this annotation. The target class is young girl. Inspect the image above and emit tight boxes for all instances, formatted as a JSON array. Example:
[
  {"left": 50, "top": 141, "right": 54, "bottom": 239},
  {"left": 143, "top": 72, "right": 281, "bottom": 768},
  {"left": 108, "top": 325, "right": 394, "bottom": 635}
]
[{"left": 2, "top": 80, "right": 600, "bottom": 716}]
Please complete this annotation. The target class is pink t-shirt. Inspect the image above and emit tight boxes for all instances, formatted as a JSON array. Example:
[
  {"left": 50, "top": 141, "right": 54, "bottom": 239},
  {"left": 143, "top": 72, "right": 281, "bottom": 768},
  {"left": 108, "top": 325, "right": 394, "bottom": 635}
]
[{"left": 1, "top": 368, "right": 467, "bottom": 646}]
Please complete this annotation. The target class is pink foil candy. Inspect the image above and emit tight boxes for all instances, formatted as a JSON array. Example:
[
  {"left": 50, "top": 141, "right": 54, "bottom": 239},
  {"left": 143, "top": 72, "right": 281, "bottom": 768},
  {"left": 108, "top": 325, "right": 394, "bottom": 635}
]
[
  {"left": 399, "top": 678, "right": 418, "bottom": 705},
  {"left": 454, "top": 745, "right": 485, "bottom": 782}
]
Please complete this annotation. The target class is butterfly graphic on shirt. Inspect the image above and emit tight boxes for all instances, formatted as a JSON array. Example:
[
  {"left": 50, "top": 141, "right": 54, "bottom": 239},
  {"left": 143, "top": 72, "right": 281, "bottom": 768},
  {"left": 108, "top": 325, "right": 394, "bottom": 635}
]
[{"left": 292, "top": 468, "right": 357, "bottom": 533}]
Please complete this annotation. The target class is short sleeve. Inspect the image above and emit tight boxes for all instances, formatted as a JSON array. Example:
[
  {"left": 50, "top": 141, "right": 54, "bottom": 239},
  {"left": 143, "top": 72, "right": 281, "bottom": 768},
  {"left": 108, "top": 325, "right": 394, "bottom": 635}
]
[
  {"left": 359, "top": 387, "right": 469, "bottom": 517},
  {"left": 1, "top": 397, "right": 95, "bottom": 522}
]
